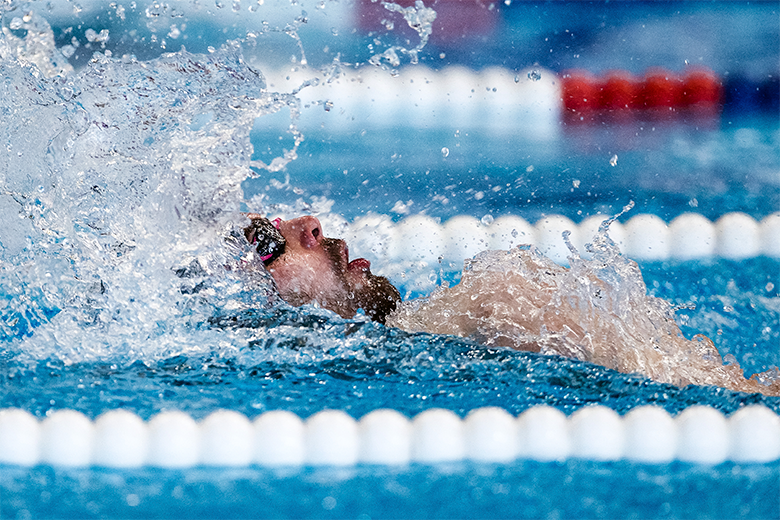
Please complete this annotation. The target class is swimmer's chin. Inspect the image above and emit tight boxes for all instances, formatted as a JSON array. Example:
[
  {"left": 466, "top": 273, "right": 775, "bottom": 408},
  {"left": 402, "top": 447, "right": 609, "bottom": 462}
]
[{"left": 280, "top": 273, "right": 400, "bottom": 325}]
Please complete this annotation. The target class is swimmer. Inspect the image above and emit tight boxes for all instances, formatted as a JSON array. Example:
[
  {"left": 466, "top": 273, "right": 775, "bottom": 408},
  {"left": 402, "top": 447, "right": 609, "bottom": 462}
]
[
  {"left": 244, "top": 213, "right": 780, "bottom": 396},
  {"left": 244, "top": 214, "right": 400, "bottom": 324}
]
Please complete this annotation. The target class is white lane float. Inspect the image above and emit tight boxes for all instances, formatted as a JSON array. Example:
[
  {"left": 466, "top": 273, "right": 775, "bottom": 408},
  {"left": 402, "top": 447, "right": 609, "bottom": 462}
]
[
  {"left": 93, "top": 409, "right": 150, "bottom": 468},
  {"left": 280, "top": 65, "right": 561, "bottom": 139},
  {"left": 359, "top": 408, "right": 413, "bottom": 465},
  {"left": 40, "top": 409, "right": 94, "bottom": 467},
  {"left": 1, "top": 405, "right": 779, "bottom": 467},
  {"left": 330, "top": 212, "right": 780, "bottom": 275},
  {"left": 305, "top": 409, "right": 360, "bottom": 466},
  {"left": 200, "top": 409, "right": 254, "bottom": 467}
]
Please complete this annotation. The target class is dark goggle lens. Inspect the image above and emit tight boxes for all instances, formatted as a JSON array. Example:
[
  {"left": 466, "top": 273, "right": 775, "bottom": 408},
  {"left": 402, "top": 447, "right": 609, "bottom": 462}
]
[{"left": 248, "top": 217, "right": 286, "bottom": 265}]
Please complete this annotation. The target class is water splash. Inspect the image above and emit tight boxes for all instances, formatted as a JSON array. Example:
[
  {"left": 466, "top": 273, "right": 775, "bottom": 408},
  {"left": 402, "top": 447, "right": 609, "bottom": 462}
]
[
  {"left": 388, "top": 211, "right": 780, "bottom": 395},
  {"left": 0, "top": 2, "right": 440, "bottom": 367},
  {"left": 0, "top": 14, "right": 299, "bottom": 364},
  {"left": 1, "top": 11, "right": 73, "bottom": 77},
  {"left": 369, "top": 0, "right": 437, "bottom": 68}
]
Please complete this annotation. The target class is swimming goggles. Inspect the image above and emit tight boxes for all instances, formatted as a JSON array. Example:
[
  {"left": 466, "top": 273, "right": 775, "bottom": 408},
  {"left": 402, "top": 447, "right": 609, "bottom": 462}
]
[{"left": 248, "top": 217, "right": 286, "bottom": 266}]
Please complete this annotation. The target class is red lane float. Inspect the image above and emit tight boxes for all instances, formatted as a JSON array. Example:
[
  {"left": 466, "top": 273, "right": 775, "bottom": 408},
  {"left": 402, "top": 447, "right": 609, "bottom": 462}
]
[
  {"left": 561, "top": 67, "right": 723, "bottom": 115},
  {"left": 599, "top": 71, "right": 638, "bottom": 111}
]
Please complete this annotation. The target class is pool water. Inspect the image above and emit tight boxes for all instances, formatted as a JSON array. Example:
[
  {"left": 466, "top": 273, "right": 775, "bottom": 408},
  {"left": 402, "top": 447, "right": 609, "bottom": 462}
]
[
  {"left": 1, "top": 0, "right": 779, "bottom": 518},
  {"left": 251, "top": 114, "right": 780, "bottom": 225},
  {"left": 3, "top": 460, "right": 779, "bottom": 519},
  {"left": 2, "top": 253, "right": 779, "bottom": 519}
]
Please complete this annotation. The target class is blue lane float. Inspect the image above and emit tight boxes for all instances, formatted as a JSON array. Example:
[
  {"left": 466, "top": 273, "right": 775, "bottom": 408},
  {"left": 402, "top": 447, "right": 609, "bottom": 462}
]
[{"left": 2, "top": 405, "right": 780, "bottom": 468}]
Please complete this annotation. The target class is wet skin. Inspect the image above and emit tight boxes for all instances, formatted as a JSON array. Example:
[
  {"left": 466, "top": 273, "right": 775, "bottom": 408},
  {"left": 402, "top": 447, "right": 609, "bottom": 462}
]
[{"left": 252, "top": 215, "right": 396, "bottom": 321}]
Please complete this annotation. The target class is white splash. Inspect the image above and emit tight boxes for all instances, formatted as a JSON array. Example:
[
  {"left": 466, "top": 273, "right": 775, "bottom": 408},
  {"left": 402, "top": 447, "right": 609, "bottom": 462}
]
[
  {"left": 0, "top": 14, "right": 295, "bottom": 363},
  {"left": 388, "top": 212, "right": 780, "bottom": 395}
]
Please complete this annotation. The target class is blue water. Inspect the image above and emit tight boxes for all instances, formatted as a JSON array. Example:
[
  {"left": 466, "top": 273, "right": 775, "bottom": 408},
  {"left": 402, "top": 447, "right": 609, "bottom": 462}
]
[
  {"left": 249, "top": 116, "right": 780, "bottom": 224},
  {"left": 3, "top": 461, "right": 779, "bottom": 519},
  {"left": 1, "top": 1, "right": 779, "bottom": 518},
  {"left": 2, "top": 256, "right": 780, "bottom": 518}
]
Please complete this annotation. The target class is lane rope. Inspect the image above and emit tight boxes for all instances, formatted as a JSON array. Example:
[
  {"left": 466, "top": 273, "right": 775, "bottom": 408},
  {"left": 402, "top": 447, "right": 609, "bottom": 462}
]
[
  {"left": 328, "top": 211, "right": 780, "bottom": 267},
  {"left": 1, "top": 405, "right": 778, "bottom": 468}
]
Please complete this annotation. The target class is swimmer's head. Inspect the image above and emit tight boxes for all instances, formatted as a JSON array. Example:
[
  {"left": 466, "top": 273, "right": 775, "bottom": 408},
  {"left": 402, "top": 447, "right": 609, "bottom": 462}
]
[{"left": 245, "top": 214, "right": 400, "bottom": 324}]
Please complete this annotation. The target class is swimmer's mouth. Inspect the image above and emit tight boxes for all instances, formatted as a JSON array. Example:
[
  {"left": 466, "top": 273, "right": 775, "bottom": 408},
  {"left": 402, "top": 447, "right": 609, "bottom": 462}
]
[
  {"left": 342, "top": 243, "right": 372, "bottom": 273},
  {"left": 348, "top": 258, "right": 371, "bottom": 272}
]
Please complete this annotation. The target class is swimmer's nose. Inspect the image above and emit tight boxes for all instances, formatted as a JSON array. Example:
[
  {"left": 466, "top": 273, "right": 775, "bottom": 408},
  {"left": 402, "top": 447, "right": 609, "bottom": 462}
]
[{"left": 282, "top": 216, "right": 323, "bottom": 249}]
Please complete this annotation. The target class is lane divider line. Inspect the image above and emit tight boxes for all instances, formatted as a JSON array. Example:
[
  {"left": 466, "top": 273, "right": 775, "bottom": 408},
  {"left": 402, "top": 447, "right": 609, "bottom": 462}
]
[{"left": 1, "top": 405, "right": 778, "bottom": 468}]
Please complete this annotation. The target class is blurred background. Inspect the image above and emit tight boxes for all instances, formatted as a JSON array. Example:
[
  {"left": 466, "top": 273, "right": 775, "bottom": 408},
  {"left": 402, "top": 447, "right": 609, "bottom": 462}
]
[{"left": 10, "top": 0, "right": 778, "bottom": 222}]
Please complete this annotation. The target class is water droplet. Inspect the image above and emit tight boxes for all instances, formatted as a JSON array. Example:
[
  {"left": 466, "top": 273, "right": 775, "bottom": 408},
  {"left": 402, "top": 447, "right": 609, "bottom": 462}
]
[
  {"left": 85, "top": 28, "right": 110, "bottom": 44},
  {"left": 441, "top": 147, "right": 449, "bottom": 158},
  {"left": 321, "top": 496, "right": 337, "bottom": 511},
  {"left": 609, "top": 154, "right": 618, "bottom": 167},
  {"left": 527, "top": 69, "right": 542, "bottom": 81},
  {"left": 481, "top": 215, "right": 494, "bottom": 226}
]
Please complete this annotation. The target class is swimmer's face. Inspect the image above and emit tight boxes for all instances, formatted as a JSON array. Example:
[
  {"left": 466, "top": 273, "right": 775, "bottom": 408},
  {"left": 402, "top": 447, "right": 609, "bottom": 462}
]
[{"left": 256, "top": 215, "right": 400, "bottom": 323}]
